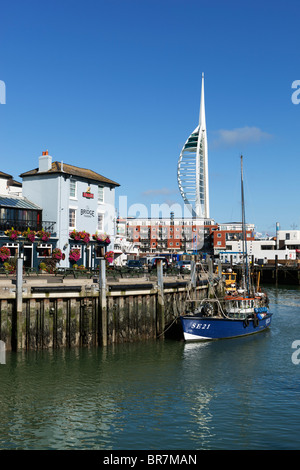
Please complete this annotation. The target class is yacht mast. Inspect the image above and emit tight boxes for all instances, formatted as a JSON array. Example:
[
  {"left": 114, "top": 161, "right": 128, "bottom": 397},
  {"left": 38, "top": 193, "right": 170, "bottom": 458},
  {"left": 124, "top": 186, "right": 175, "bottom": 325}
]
[{"left": 241, "top": 155, "right": 249, "bottom": 294}]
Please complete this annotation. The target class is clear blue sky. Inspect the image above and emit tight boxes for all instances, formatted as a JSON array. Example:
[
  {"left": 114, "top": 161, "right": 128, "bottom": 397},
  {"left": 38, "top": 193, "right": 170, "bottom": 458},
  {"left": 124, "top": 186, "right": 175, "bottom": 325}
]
[{"left": 0, "top": 0, "right": 299, "bottom": 235}]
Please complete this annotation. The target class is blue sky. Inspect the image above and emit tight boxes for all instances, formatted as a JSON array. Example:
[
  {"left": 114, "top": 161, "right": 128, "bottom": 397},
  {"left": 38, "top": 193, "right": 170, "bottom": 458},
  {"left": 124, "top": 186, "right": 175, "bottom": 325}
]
[{"left": 0, "top": 0, "right": 299, "bottom": 235}]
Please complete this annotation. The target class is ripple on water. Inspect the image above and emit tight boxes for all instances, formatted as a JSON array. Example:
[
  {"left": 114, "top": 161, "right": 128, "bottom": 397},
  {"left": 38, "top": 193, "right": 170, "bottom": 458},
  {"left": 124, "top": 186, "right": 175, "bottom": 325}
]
[{"left": 1, "top": 286, "right": 300, "bottom": 449}]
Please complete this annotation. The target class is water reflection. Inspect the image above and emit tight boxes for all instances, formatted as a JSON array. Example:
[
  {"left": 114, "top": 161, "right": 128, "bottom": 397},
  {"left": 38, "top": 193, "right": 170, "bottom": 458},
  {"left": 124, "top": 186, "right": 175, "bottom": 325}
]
[{"left": 0, "top": 286, "right": 300, "bottom": 449}]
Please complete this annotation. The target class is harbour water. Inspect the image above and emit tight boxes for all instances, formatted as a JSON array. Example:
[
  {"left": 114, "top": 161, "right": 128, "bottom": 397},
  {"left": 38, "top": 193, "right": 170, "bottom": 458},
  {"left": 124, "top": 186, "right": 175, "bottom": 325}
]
[{"left": 0, "top": 285, "right": 300, "bottom": 450}]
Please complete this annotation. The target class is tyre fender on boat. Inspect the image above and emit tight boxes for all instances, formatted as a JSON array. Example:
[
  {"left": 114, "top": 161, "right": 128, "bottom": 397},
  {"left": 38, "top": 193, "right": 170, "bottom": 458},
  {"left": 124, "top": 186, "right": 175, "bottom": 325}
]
[
  {"left": 253, "top": 315, "right": 259, "bottom": 328},
  {"left": 243, "top": 317, "right": 249, "bottom": 328}
]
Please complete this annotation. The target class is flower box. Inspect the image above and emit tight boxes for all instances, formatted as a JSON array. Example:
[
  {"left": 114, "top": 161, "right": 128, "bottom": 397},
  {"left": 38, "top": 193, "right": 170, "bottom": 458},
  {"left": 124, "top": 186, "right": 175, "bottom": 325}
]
[
  {"left": 92, "top": 232, "right": 111, "bottom": 244},
  {"left": 22, "top": 229, "right": 36, "bottom": 243},
  {"left": 69, "top": 230, "right": 90, "bottom": 243},
  {"left": 37, "top": 229, "right": 51, "bottom": 242},
  {"left": 4, "top": 228, "right": 20, "bottom": 240}
]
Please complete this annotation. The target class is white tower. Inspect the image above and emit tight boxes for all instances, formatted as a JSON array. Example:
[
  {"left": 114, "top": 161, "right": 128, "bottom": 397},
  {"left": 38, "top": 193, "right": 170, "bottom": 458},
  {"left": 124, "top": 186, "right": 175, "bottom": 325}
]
[{"left": 177, "top": 73, "right": 209, "bottom": 218}]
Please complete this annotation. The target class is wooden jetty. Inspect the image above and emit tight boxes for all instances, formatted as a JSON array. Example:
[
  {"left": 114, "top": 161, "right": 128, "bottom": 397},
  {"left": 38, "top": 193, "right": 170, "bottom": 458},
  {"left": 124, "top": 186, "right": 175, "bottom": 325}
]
[{"left": 218, "top": 259, "right": 300, "bottom": 286}]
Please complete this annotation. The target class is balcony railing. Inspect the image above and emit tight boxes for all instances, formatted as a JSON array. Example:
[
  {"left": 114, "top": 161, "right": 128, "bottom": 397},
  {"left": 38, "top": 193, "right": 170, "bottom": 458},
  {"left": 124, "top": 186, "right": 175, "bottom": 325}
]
[{"left": 0, "top": 220, "right": 56, "bottom": 234}]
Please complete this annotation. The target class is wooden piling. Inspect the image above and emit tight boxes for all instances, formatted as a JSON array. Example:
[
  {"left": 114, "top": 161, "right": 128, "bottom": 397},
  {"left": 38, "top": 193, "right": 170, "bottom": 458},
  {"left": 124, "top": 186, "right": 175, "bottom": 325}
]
[
  {"left": 15, "top": 257, "right": 24, "bottom": 351},
  {"left": 0, "top": 268, "right": 210, "bottom": 350},
  {"left": 156, "top": 259, "right": 165, "bottom": 338},
  {"left": 99, "top": 259, "right": 107, "bottom": 346}
]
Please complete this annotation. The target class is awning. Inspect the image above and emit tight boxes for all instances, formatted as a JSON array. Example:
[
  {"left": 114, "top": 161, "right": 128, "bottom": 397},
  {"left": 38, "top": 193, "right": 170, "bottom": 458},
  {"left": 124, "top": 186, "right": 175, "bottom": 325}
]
[{"left": 0, "top": 196, "right": 42, "bottom": 210}]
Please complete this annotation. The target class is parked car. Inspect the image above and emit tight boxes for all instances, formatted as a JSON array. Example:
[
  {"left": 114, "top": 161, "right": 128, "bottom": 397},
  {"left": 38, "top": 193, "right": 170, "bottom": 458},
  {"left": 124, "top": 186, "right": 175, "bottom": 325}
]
[
  {"left": 127, "top": 260, "right": 143, "bottom": 269},
  {"left": 176, "top": 260, "right": 191, "bottom": 271},
  {"left": 150, "top": 257, "right": 169, "bottom": 270}
]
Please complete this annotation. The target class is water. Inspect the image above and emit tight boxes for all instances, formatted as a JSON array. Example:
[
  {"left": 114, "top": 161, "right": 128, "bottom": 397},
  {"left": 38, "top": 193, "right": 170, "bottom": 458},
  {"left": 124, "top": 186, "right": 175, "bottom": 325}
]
[{"left": 1, "top": 285, "right": 300, "bottom": 450}]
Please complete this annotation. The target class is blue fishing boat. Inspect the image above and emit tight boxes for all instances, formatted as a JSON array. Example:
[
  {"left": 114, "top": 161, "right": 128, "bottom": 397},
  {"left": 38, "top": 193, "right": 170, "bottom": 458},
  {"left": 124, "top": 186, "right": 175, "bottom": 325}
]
[
  {"left": 180, "top": 156, "right": 272, "bottom": 341},
  {"left": 180, "top": 296, "right": 272, "bottom": 341}
]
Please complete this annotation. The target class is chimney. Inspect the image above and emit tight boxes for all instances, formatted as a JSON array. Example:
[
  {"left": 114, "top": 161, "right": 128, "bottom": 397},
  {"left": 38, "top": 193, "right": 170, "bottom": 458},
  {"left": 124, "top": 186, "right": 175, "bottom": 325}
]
[{"left": 39, "top": 150, "right": 52, "bottom": 172}]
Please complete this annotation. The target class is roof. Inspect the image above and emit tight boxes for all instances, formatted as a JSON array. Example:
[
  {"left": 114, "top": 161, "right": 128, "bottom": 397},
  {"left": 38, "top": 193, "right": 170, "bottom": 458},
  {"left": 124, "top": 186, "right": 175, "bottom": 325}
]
[
  {"left": 0, "top": 195, "right": 42, "bottom": 210},
  {"left": 0, "top": 171, "right": 13, "bottom": 179},
  {"left": 0, "top": 172, "right": 22, "bottom": 187},
  {"left": 8, "top": 179, "right": 22, "bottom": 187},
  {"left": 20, "top": 161, "right": 120, "bottom": 187}
]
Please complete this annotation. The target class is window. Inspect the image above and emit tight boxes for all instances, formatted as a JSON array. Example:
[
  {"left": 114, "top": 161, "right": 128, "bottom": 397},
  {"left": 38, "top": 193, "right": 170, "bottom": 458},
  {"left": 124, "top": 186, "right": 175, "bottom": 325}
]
[
  {"left": 37, "top": 244, "right": 52, "bottom": 258},
  {"left": 286, "top": 233, "right": 290, "bottom": 240},
  {"left": 97, "top": 213, "right": 104, "bottom": 231},
  {"left": 69, "top": 208, "right": 76, "bottom": 228},
  {"left": 4, "top": 243, "right": 18, "bottom": 257},
  {"left": 95, "top": 245, "right": 104, "bottom": 258},
  {"left": 217, "top": 241, "right": 221, "bottom": 246},
  {"left": 70, "top": 180, "right": 77, "bottom": 198},
  {"left": 98, "top": 185, "right": 104, "bottom": 203}
]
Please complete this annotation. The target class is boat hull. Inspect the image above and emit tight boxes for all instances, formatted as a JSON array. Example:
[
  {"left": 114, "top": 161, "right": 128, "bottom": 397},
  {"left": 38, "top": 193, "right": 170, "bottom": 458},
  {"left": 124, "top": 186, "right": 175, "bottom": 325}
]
[{"left": 180, "top": 313, "right": 272, "bottom": 341}]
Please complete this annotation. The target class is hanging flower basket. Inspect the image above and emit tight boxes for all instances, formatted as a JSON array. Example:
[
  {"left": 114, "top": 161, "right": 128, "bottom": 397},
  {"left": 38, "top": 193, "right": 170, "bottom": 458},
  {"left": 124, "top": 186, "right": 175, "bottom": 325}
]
[
  {"left": 22, "top": 228, "right": 36, "bottom": 243},
  {"left": 37, "top": 229, "right": 51, "bottom": 242},
  {"left": 3, "top": 262, "right": 15, "bottom": 273},
  {"left": 52, "top": 248, "right": 63, "bottom": 261},
  {"left": 92, "top": 232, "right": 111, "bottom": 244},
  {"left": 104, "top": 250, "right": 114, "bottom": 264},
  {"left": 69, "top": 230, "right": 90, "bottom": 243},
  {"left": 0, "top": 246, "right": 11, "bottom": 262},
  {"left": 4, "top": 227, "right": 20, "bottom": 241},
  {"left": 69, "top": 248, "right": 81, "bottom": 262}
]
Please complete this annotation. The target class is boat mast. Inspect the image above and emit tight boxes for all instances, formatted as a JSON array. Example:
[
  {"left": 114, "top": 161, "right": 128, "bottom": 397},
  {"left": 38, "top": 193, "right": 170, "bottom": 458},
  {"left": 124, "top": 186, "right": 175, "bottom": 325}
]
[{"left": 241, "top": 155, "right": 250, "bottom": 294}]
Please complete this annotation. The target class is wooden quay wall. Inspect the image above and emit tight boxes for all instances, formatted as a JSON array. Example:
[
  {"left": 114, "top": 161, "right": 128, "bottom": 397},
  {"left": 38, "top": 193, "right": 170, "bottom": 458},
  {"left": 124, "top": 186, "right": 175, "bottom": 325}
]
[{"left": 0, "top": 260, "right": 216, "bottom": 351}]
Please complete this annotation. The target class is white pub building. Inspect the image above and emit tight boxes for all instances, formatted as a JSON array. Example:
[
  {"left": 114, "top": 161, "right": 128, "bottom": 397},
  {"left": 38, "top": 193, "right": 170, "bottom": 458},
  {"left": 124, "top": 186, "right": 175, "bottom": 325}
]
[{"left": 20, "top": 151, "right": 120, "bottom": 268}]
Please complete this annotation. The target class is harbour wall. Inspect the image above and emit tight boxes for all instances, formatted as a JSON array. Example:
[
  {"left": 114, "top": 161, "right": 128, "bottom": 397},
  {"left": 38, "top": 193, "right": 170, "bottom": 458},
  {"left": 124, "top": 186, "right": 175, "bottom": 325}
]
[{"left": 0, "top": 270, "right": 211, "bottom": 351}]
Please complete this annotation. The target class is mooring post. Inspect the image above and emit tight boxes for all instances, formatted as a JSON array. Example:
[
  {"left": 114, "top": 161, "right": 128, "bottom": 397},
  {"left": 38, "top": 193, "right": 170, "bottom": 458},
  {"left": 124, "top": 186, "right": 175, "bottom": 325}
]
[
  {"left": 15, "top": 256, "right": 23, "bottom": 351},
  {"left": 217, "top": 259, "right": 225, "bottom": 296},
  {"left": 207, "top": 256, "right": 214, "bottom": 297},
  {"left": 99, "top": 258, "right": 107, "bottom": 346},
  {"left": 157, "top": 259, "right": 165, "bottom": 338},
  {"left": 191, "top": 260, "right": 196, "bottom": 288}
]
